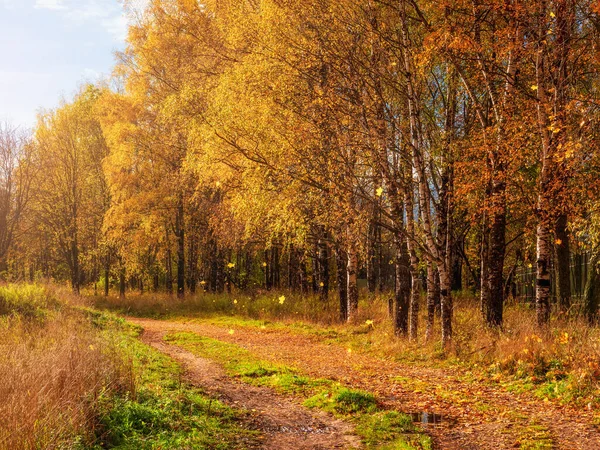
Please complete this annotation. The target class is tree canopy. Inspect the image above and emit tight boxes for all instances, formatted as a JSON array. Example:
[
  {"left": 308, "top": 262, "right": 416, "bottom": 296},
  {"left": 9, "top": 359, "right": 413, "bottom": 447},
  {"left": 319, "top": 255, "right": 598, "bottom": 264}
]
[{"left": 3, "top": 0, "right": 600, "bottom": 346}]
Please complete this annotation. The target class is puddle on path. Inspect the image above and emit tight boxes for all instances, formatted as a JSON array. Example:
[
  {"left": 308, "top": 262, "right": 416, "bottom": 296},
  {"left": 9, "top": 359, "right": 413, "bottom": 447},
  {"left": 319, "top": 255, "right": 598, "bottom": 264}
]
[{"left": 410, "top": 412, "right": 444, "bottom": 425}]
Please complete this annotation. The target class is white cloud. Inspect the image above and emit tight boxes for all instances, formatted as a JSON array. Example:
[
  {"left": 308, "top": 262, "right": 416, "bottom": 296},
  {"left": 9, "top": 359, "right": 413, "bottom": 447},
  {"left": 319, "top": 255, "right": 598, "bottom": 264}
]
[
  {"left": 2, "top": 0, "right": 28, "bottom": 9},
  {"left": 101, "top": 13, "right": 128, "bottom": 41},
  {"left": 81, "top": 68, "right": 100, "bottom": 80},
  {"left": 34, "top": 0, "right": 67, "bottom": 10},
  {"left": 33, "top": 0, "right": 134, "bottom": 42}
]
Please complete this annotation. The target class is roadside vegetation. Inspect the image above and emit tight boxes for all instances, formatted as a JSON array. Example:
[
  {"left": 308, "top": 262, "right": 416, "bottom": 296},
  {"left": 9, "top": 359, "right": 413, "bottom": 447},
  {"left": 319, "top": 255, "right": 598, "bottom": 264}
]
[{"left": 0, "top": 284, "right": 257, "bottom": 450}]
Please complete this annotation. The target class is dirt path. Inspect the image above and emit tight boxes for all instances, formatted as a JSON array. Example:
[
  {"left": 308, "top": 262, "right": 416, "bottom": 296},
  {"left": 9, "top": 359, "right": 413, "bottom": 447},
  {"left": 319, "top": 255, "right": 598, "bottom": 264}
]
[
  {"left": 130, "top": 318, "right": 600, "bottom": 450},
  {"left": 139, "top": 326, "right": 361, "bottom": 450}
]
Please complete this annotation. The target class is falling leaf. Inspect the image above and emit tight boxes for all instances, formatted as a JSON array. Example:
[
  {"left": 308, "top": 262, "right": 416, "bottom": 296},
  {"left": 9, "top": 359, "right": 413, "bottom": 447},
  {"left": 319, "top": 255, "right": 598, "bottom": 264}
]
[
  {"left": 227, "top": 262, "right": 235, "bottom": 268},
  {"left": 555, "top": 239, "right": 562, "bottom": 245},
  {"left": 365, "top": 319, "right": 374, "bottom": 326},
  {"left": 319, "top": 282, "right": 324, "bottom": 287},
  {"left": 279, "top": 295, "right": 286, "bottom": 304},
  {"left": 550, "top": 11, "right": 556, "bottom": 18},
  {"left": 89, "top": 345, "right": 95, "bottom": 351},
  {"left": 228, "top": 329, "right": 235, "bottom": 335},
  {"left": 376, "top": 187, "right": 384, "bottom": 197},
  {"left": 263, "top": 262, "right": 267, "bottom": 267},
  {"left": 234, "top": 299, "right": 238, "bottom": 304},
  {"left": 346, "top": 348, "right": 352, "bottom": 354},
  {"left": 531, "top": 85, "right": 538, "bottom": 91}
]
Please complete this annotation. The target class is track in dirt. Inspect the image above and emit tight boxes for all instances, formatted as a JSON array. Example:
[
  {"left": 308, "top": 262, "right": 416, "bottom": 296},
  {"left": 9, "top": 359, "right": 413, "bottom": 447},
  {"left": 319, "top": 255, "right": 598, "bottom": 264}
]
[
  {"left": 130, "top": 317, "right": 600, "bottom": 450},
  {"left": 139, "top": 327, "right": 362, "bottom": 450}
]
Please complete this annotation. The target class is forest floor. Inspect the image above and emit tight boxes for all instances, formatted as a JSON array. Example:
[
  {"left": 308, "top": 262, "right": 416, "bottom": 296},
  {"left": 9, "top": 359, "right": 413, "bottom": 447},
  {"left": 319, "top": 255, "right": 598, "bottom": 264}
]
[{"left": 128, "top": 316, "right": 600, "bottom": 450}]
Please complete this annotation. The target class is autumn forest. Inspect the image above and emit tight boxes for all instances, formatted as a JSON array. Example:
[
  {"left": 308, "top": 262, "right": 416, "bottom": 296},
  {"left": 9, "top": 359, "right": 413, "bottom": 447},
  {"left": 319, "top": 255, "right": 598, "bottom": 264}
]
[{"left": 2, "top": 0, "right": 600, "bottom": 448}]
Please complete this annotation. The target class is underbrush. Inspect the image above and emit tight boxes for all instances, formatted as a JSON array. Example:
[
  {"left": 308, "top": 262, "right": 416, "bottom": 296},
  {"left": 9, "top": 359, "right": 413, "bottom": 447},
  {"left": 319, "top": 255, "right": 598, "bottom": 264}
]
[
  {"left": 165, "top": 331, "right": 432, "bottom": 450},
  {"left": 0, "top": 284, "right": 257, "bottom": 449},
  {"left": 91, "top": 288, "right": 600, "bottom": 410},
  {"left": 0, "top": 284, "right": 133, "bottom": 449},
  {"left": 90, "top": 290, "right": 341, "bottom": 323}
]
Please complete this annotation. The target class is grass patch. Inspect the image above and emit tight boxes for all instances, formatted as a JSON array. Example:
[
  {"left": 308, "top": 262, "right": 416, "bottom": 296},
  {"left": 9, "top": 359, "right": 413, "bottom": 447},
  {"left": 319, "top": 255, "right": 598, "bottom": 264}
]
[
  {"left": 515, "top": 422, "right": 554, "bottom": 450},
  {"left": 303, "top": 387, "right": 377, "bottom": 415},
  {"left": 94, "top": 326, "right": 259, "bottom": 449},
  {"left": 0, "top": 283, "right": 62, "bottom": 321},
  {"left": 165, "top": 331, "right": 432, "bottom": 449}
]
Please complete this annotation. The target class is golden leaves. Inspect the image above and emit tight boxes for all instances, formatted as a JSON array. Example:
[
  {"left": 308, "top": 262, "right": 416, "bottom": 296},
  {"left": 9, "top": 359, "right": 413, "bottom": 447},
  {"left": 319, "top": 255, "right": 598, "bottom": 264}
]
[{"left": 557, "top": 332, "right": 570, "bottom": 345}]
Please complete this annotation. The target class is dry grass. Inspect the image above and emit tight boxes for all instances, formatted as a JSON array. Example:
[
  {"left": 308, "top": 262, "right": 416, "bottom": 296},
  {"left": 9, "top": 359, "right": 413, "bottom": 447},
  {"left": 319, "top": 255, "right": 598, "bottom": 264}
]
[
  {"left": 91, "top": 289, "right": 343, "bottom": 324},
  {"left": 338, "top": 293, "right": 600, "bottom": 406},
  {"left": 0, "top": 284, "right": 134, "bottom": 450}
]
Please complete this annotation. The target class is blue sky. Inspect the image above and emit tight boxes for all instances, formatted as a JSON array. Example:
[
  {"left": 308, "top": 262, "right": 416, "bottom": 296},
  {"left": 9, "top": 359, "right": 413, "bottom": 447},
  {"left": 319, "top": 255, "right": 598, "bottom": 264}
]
[{"left": 0, "top": 0, "right": 145, "bottom": 129}]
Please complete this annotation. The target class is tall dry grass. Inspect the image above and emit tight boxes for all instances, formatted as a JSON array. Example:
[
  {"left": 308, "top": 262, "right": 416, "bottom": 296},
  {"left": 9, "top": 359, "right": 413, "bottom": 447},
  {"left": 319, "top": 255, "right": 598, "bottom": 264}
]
[{"left": 0, "top": 284, "right": 134, "bottom": 450}]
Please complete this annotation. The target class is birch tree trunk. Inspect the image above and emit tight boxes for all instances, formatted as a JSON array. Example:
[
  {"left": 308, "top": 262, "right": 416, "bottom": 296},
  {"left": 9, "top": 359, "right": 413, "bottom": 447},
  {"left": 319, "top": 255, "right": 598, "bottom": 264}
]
[
  {"left": 394, "top": 237, "right": 411, "bottom": 336},
  {"left": 347, "top": 246, "right": 358, "bottom": 322},
  {"left": 336, "top": 246, "right": 348, "bottom": 322},
  {"left": 425, "top": 263, "right": 439, "bottom": 341}
]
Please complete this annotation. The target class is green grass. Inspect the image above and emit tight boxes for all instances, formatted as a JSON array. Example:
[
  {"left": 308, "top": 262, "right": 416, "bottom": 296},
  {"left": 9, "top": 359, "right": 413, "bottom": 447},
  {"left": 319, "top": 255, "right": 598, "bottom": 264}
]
[
  {"left": 165, "top": 331, "right": 432, "bottom": 450},
  {"left": 515, "top": 422, "right": 554, "bottom": 450},
  {"left": 0, "top": 283, "right": 62, "bottom": 321},
  {"left": 89, "top": 316, "right": 259, "bottom": 449}
]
